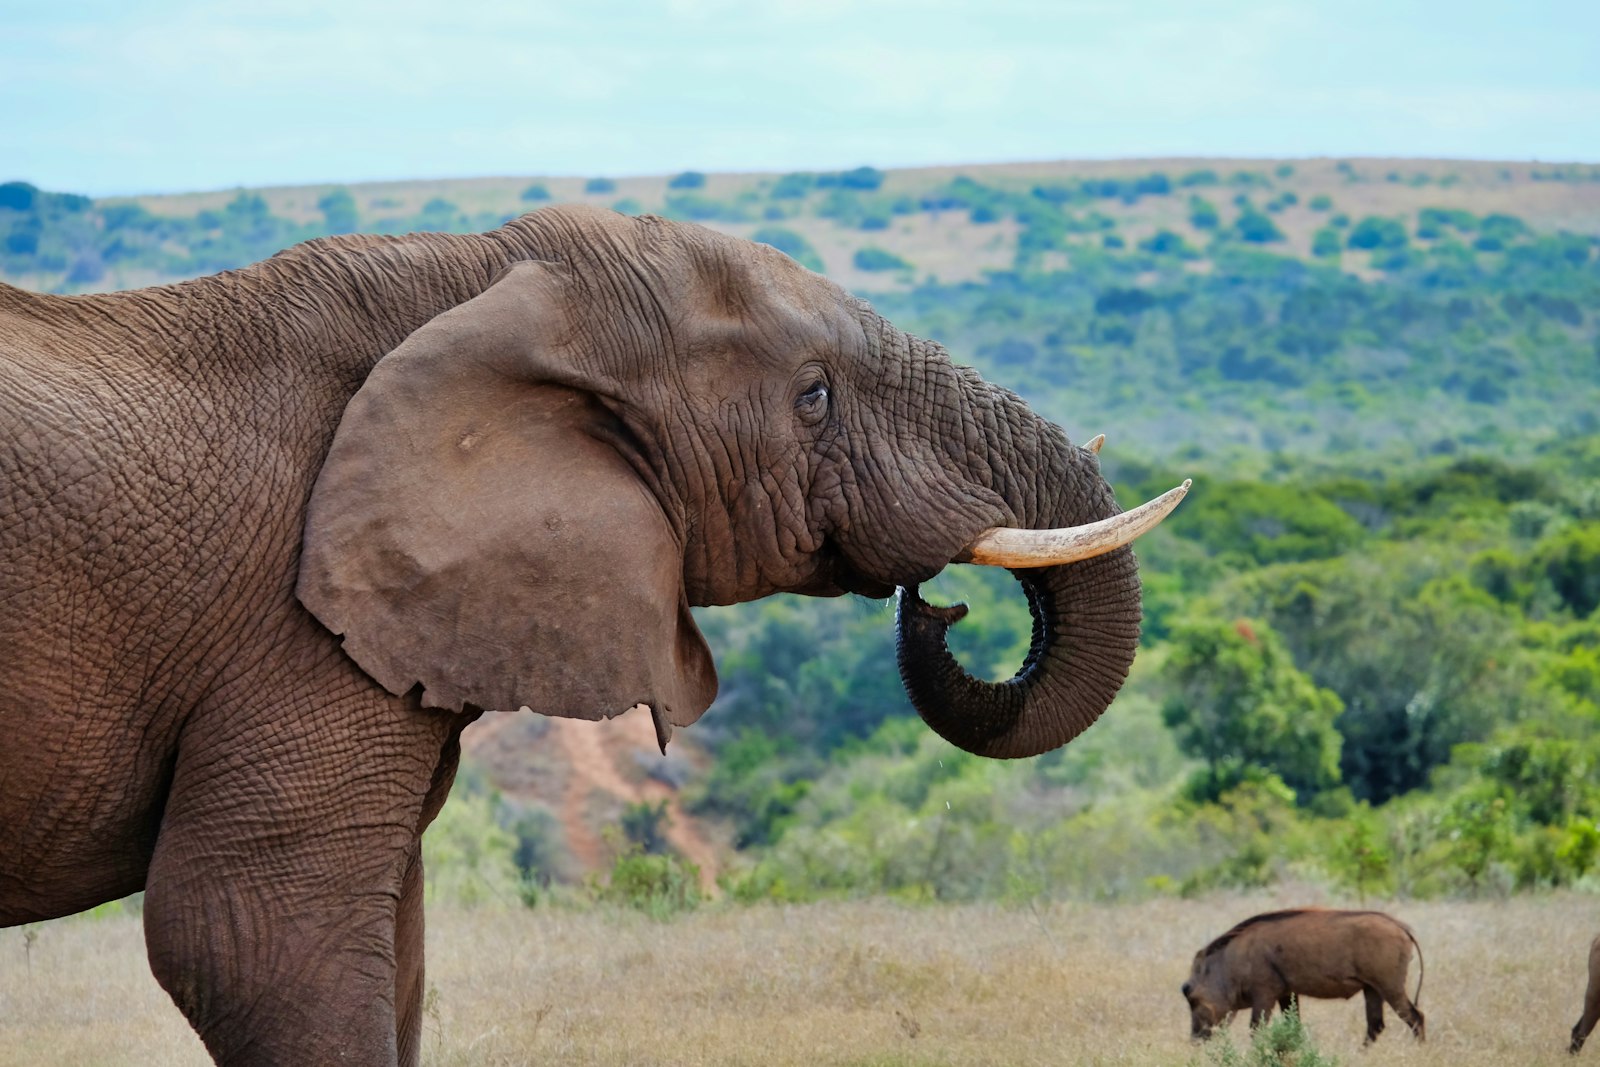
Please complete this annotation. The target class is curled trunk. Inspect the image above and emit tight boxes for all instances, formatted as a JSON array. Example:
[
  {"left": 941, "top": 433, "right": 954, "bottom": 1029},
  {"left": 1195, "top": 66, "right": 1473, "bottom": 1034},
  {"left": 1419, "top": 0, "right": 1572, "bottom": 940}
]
[{"left": 896, "top": 545, "right": 1141, "bottom": 759}]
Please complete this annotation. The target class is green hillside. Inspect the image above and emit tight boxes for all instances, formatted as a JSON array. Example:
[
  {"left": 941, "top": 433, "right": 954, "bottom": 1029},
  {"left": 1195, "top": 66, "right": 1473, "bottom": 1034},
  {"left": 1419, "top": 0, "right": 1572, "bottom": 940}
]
[
  {"left": 5, "top": 160, "right": 1598, "bottom": 905},
  {"left": 4, "top": 158, "right": 1597, "bottom": 460}
]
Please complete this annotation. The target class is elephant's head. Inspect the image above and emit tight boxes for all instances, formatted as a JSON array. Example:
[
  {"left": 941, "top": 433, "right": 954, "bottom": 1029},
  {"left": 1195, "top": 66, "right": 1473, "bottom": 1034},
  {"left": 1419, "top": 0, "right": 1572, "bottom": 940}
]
[{"left": 298, "top": 205, "right": 1185, "bottom": 756}]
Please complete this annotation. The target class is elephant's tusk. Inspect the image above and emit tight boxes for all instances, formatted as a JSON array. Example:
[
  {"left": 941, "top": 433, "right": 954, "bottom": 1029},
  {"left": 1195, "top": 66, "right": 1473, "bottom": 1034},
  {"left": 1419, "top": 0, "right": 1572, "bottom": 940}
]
[
  {"left": 1084, "top": 433, "right": 1105, "bottom": 454},
  {"left": 954, "top": 480, "right": 1191, "bottom": 568}
]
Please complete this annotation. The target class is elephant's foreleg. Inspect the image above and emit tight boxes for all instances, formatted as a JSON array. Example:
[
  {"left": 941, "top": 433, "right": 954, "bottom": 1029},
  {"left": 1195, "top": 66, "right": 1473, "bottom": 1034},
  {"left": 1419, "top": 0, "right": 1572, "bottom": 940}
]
[
  {"left": 395, "top": 843, "right": 427, "bottom": 1067},
  {"left": 141, "top": 689, "right": 457, "bottom": 1065},
  {"left": 145, "top": 847, "right": 405, "bottom": 1065}
]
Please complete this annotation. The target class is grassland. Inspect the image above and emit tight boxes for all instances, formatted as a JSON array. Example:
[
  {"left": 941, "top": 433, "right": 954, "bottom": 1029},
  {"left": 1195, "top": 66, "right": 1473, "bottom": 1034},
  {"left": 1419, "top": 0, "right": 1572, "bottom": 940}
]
[{"left": 2, "top": 893, "right": 1593, "bottom": 1065}]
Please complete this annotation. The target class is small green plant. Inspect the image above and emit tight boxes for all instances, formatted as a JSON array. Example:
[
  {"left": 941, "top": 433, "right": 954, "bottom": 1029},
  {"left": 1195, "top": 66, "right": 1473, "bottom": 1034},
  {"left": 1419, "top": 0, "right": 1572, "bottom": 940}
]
[
  {"left": 592, "top": 837, "right": 702, "bottom": 920},
  {"left": 1191, "top": 1007, "right": 1340, "bottom": 1067}
]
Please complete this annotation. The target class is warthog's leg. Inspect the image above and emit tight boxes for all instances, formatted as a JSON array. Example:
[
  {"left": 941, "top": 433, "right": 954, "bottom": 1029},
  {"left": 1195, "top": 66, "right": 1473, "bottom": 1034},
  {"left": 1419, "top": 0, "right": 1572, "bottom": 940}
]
[
  {"left": 1249, "top": 991, "right": 1280, "bottom": 1029},
  {"left": 1362, "top": 986, "right": 1386, "bottom": 1044},
  {"left": 1382, "top": 984, "right": 1426, "bottom": 1042},
  {"left": 1576, "top": 990, "right": 1600, "bottom": 1053},
  {"left": 1277, "top": 992, "right": 1297, "bottom": 1015}
]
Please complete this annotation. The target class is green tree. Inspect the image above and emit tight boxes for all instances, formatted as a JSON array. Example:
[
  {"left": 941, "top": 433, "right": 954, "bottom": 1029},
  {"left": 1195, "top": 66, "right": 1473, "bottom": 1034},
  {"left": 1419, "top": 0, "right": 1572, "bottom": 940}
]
[
  {"left": 317, "top": 187, "right": 358, "bottom": 234},
  {"left": 750, "top": 226, "right": 824, "bottom": 272},
  {"left": 520, "top": 183, "right": 551, "bottom": 201},
  {"left": 853, "top": 246, "right": 910, "bottom": 272},
  {"left": 1347, "top": 216, "right": 1408, "bottom": 250},
  {"left": 1188, "top": 196, "right": 1220, "bottom": 230},
  {"left": 1161, "top": 616, "right": 1344, "bottom": 800},
  {"left": 1233, "top": 207, "right": 1284, "bottom": 244}
]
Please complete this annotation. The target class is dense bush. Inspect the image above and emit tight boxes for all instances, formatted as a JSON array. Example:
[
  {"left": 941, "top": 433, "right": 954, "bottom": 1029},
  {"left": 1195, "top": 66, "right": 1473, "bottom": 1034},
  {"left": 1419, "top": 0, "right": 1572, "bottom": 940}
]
[{"left": 853, "top": 246, "right": 910, "bottom": 272}]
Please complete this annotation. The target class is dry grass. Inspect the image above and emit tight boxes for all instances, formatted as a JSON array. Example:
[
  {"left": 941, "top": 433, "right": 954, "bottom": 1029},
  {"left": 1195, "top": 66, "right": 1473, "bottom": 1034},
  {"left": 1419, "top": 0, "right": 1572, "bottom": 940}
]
[{"left": 2, "top": 893, "right": 1593, "bottom": 1065}]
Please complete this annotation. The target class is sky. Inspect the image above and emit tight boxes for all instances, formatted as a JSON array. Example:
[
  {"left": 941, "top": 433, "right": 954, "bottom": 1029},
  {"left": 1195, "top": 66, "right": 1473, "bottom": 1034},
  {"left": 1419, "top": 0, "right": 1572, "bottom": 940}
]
[{"left": 4, "top": 0, "right": 1598, "bottom": 198}]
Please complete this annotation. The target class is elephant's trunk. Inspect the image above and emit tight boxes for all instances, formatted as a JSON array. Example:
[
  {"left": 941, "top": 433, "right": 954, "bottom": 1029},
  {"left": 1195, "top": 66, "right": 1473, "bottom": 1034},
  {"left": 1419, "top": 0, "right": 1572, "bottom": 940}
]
[{"left": 894, "top": 392, "right": 1146, "bottom": 759}]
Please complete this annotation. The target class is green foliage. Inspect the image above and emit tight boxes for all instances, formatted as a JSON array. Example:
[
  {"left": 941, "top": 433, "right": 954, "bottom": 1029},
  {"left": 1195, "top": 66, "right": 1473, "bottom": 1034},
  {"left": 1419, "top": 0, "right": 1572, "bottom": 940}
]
[
  {"left": 1232, "top": 207, "right": 1284, "bottom": 244},
  {"left": 853, "top": 246, "right": 910, "bottom": 272},
  {"left": 1191, "top": 1006, "right": 1341, "bottom": 1067},
  {"left": 620, "top": 800, "right": 673, "bottom": 854},
  {"left": 769, "top": 172, "right": 815, "bottom": 198},
  {"left": 1532, "top": 523, "right": 1600, "bottom": 617},
  {"left": 1189, "top": 196, "right": 1220, "bottom": 230},
  {"left": 1176, "top": 482, "right": 1365, "bottom": 564},
  {"left": 422, "top": 787, "right": 523, "bottom": 908},
  {"left": 591, "top": 841, "right": 702, "bottom": 919},
  {"left": 827, "top": 166, "right": 884, "bottom": 191},
  {"left": 317, "top": 187, "right": 358, "bottom": 234},
  {"left": 1162, "top": 616, "right": 1344, "bottom": 800},
  {"left": 668, "top": 170, "right": 706, "bottom": 189},
  {"left": 583, "top": 177, "right": 616, "bottom": 194},
  {"left": 1346, "top": 216, "right": 1408, "bottom": 250},
  {"left": 520, "top": 182, "right": 551, "bottom": 201},
  {"left": 750, "top": 225, "right": 824, "bottom": 272}
]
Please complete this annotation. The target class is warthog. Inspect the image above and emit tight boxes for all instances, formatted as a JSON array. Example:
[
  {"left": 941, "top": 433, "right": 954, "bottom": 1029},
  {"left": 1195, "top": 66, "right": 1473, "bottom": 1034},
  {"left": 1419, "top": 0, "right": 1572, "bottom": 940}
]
[
  {"left": 1182, "top": 908, "right": 1425, "bottom": 1044},
  {"left": 1573, "top": 934, "right": 1600, "bottom": 1054}
]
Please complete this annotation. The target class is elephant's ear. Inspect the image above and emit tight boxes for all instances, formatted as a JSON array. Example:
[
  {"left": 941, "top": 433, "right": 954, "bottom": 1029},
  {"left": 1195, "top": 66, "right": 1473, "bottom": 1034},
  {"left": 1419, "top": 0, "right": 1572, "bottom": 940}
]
[{"left": 297, "top": 260, "right": 716, "bottom": 736}]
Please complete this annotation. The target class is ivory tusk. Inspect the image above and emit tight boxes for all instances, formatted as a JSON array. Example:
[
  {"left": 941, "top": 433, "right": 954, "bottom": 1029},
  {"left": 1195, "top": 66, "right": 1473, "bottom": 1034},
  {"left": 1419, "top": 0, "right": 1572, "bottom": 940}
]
[
  {"left": 1084, "top": 433, "right": 1105, "bottom": 454},
  {"left": 954, "top": 480, "right": 1192, "bottom": 568}
]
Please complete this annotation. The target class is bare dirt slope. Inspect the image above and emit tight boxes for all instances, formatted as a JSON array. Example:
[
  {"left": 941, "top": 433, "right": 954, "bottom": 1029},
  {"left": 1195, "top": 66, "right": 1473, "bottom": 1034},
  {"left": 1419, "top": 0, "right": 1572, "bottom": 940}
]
[{"left": 462, "top": 710, "right": 722, "bottom": 891}]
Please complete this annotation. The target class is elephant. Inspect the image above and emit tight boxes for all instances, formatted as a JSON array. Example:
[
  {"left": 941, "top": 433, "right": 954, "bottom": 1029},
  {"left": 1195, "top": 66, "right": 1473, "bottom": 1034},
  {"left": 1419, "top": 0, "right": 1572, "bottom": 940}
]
[{"left": 0, "top": 203, "right": 1186, "bottom": 1065}]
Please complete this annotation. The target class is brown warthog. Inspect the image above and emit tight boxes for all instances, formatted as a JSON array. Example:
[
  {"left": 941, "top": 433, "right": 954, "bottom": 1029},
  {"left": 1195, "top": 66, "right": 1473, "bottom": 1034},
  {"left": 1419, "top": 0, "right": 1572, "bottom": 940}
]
[
  {"left": 1573, "top": 934, "right": 1600, "bottom": 1054},
  {"left": 1181, "top": 908, "right": 1425, "bottom": 1044}
]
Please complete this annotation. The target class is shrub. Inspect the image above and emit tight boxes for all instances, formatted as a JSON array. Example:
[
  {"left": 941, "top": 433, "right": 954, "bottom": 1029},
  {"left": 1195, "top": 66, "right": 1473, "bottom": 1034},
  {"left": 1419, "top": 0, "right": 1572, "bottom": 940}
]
[
  {"left": 592, "top": 844, "right": 701, "bottom": 919},
  {"left": 1189, "top": 196, "right": 1220, "bottom": 230},
  {"left": 1233, "top": 208, "right": 1284, "bottom": 244},
  {"left": 1140, "top": 229, "right": 1197, "bottom": 257},
  {"left": 750, "top": 226, "right": 824, "bottom": 272},
  {"left": 1346, "top": 216, "right": 1407, "bottom": 250},
  {"left": 520, "top": 183, "right": 551, "bottom": 201},
  {"left": 835, "top": 166, "right": 884, "bottom": 190},
  {"left": 317, "top": 188, "right": 358, "bottom": 234},
  {"left": 584, "top": 177, "right": 617, "bottom": 194},
  {"left": 668, "top": 170, "right": 706, "bottom": 189},
  {"left": 0, "top": 181, "right": 39, "bottom": 211},
  {"left": 1308, "top": 194, "right": 1333, "bottom": 211},
  {"left": 770, "top": 172, "right": 814, "bottom": 198},
  {"left": 853, "top": 246, "right": 910, "bottom": 272}
]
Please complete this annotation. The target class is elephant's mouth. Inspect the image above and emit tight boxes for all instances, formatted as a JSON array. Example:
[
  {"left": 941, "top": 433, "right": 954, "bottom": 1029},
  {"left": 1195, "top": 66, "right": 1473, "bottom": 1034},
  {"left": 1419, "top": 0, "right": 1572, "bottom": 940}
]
[
  {"left": 791, "top": 539, "right": 897, "bottom": 599},
  {"left": 811, "top": 479, "right": 1191, "bottom": 601}
]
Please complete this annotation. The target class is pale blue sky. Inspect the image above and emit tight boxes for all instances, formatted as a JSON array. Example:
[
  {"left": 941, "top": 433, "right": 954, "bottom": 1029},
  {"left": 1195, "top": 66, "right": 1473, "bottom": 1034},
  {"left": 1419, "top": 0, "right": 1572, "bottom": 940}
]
[{"left": 4, "top": 0, "right": 1597, "bottom": 197}]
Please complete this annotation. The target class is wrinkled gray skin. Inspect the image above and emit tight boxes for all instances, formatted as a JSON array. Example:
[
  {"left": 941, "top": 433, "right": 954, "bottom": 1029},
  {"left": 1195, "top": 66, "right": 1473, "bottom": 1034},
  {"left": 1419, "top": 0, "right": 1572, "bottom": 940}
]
[
  {"left": 1183, "top": 909, "right": 1425, "bottom": 1045},
  {"left": 1574, "top": 934, "right": 1600, "bottom": 1053},
  {"left": 0, "top": 205, "right": 1141, "bottom": 1065}
]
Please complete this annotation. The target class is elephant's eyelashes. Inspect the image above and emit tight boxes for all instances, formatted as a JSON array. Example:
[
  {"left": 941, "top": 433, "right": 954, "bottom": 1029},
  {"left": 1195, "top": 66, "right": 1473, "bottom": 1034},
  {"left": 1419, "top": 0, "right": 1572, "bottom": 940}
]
[{"left": 795, "top": 380, "right": 829, "bottom": 423}]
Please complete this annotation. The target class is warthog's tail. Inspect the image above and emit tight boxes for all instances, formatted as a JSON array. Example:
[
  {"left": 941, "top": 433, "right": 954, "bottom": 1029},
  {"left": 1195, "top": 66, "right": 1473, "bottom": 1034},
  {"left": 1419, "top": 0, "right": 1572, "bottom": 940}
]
[{"left": 1400, "top": 920, "right": 1424, "bottom": 1006}]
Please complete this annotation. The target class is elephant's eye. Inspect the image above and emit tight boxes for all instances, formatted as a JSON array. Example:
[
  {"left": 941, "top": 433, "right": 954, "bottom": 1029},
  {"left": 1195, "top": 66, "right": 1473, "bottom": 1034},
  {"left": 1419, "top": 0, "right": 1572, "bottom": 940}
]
[{"left": 795, "top": 380, "right": 829, "bottom": 422}]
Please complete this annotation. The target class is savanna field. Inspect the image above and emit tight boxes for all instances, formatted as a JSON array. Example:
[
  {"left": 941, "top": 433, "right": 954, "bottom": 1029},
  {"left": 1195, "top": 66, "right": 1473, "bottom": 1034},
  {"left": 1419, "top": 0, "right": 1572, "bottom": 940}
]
[
  {"left": 1, "top": 894, "right": 1593, "bottom": 1066},
  {"left": 3, "top": 158, "right": 1599, "bottom": 1063}
]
